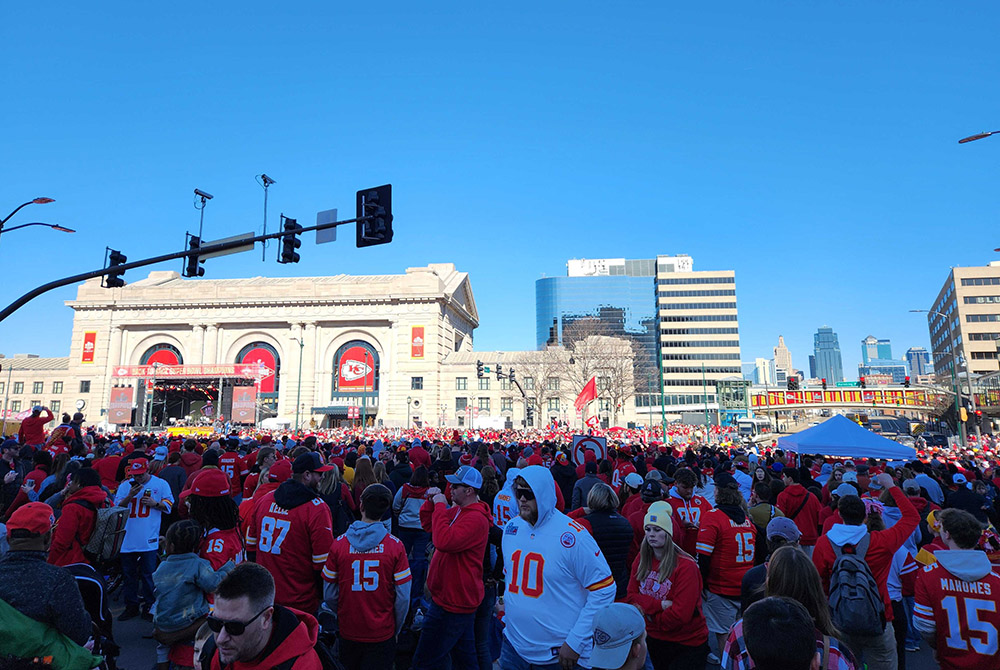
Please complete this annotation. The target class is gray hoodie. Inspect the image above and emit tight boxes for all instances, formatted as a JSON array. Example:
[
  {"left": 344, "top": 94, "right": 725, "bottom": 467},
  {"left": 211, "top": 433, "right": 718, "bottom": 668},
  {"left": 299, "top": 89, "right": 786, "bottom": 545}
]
[{"left": 322, "top": 520, "right": 410, "bottom": 637}]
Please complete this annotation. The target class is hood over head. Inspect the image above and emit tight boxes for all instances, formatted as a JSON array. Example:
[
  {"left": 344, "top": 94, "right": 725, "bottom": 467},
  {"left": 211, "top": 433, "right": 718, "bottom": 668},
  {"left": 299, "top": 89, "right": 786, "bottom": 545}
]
[
  {"left": 346, "top": 520, "right": 389, "bottom": 552},
  {"left": 936, "top": 549, "right": 995, "bottom": 583},
  {"left": 274, "top": 479, "right": 320, "bottom": 510},
  {"left": 515, "top": 465, "right": 557, "bottom": 528}
]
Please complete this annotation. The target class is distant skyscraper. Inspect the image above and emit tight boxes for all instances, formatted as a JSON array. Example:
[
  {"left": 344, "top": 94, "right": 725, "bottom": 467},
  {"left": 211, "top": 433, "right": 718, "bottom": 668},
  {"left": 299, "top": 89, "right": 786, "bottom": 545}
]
[
  {"left": 773, "top": 336, "right": 793, "bottom": 376},
  {"left": 754, "top": 357, "right": 775, "bottom": 385},
  {"left": 862, "top": 335, "right": 893, "bottom": 364},
  {"left": 808, "top": 355, "right": 816, "bottom": 379},
  {"left": 877, "top": 339, "right": 892, "bottom": 360},
  {"left": 906, "top": 347, "right": 932, "bottom": 376},
  {"left": 858, "top": 359, "right": 909, "bottom": 384},
  {"left": 814, "top": 326, "right": 844, "bottom": 382}
]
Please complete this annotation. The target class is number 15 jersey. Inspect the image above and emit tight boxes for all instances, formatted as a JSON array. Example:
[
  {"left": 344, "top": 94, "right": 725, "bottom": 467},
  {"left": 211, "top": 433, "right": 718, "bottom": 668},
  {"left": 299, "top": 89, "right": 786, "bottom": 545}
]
[{"left": 696, "top": 508, "right": 756, "bottom": 597}]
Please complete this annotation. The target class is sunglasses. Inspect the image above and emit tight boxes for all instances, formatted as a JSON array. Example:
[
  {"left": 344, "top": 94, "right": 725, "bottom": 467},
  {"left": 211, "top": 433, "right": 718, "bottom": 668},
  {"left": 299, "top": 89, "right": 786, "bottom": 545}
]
[
  {"left": 206, "top": 607, "right": 269, "bottom": 636},
  {"left": 514, "top": 487, "right": 535, "bottom": 501}
]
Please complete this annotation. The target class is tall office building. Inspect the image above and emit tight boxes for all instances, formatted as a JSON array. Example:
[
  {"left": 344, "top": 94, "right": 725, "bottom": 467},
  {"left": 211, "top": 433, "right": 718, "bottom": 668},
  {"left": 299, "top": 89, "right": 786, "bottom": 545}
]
[
  {"left": 858, "top": 359, "right": 909, "bottom": 384},
  {"left": 906, "top": 347, "right": 932, "bottom": 377},
  {"left": 928, "top": 262, "right": 1000, "bottom": 378},
  {"left": 754, "top": 358, "right": 775, "bottom": 385},
  {"left": 808, "top": 354, "right": 816, "bottom": 379},
  {"left": 773, "top": 336, "right": 793, "bottom": 376},
  {"left": 537, "top": 255, "right": 740, "bottom": 417},
  {"left": 862, "top": 335, "right": 893, "bottom": 364},
  {"left": 813, "top": 326, "right": 844, "bottom": 382}
]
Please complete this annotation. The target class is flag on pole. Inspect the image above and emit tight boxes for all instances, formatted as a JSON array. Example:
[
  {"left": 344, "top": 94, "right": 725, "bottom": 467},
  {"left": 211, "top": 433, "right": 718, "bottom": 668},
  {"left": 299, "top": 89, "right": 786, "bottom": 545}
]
[{"left": 574, "top": 376, "right": 598, "bottom": 413}]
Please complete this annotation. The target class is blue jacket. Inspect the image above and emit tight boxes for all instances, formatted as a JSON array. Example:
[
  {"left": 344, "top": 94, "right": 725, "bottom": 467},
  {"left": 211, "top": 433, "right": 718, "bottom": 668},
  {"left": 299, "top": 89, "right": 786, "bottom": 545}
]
[{"left": 152, "top": 553, "right": 234, "bottom": 631}]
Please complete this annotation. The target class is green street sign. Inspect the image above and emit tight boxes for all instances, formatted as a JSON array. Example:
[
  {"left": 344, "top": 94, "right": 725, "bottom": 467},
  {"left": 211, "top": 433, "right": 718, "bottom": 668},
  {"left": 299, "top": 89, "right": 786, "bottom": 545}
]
[{"left": 836, "top": 382, "right": 859, "bottom": 387}]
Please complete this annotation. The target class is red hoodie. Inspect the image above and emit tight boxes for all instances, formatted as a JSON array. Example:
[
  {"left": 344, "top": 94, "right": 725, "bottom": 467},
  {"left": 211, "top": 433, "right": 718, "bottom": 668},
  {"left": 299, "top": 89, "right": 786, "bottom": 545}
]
[
  {"left": 209, "top": 605, "right": 321, "bottom": 670},
  {"left": 812, "top": 487, "right": 919, "bottom": 621},
  {"left": 627, "top": 553, "right": 708, "bottom": 646},
  {"left": 775, "top": 483, "right": 823, "bottom": 546},
  {"left": 419, "top": 497, "right": 492, "bottom": 613},
  {"left": 179, "top": 451, "right": 202, "bottom": 477},
  {"left": 49, "top": 485, "right": 108, "bottom": 567},
  {"left": 93, "top": 456, "right": 122, "bottom": 491}
]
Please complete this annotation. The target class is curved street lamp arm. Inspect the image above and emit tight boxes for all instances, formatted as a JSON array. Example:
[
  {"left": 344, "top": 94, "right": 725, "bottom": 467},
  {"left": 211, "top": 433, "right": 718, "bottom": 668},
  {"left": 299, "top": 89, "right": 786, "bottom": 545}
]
[{"left": 1, "top": 222, "right": 74, "bottom": 234}]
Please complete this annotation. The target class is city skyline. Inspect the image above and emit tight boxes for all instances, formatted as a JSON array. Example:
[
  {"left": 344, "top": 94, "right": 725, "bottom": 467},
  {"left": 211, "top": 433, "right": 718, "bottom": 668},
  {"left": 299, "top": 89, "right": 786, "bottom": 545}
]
[{"left": 2, "top": 3, "right": 999, "bottom": 382}]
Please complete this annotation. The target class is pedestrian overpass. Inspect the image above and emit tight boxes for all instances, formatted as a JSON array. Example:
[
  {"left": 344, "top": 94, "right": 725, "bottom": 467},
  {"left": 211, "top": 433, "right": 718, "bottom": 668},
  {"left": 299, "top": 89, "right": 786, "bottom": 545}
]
[{"left": 750, "top": 386, "right": 942, "bottom": 414}]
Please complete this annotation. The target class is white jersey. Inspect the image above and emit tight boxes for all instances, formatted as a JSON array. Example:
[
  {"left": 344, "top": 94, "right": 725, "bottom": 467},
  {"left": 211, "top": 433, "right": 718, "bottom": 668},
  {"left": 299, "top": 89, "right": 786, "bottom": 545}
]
[
  {"left": 114, "top": 475, "right": 174, "bottom": 553},
  {"left": 502, "top": 466, "right": 615, "bottom": 668},
  {"left": 493, "top": 467, "right": 520, "bottom": 529}
]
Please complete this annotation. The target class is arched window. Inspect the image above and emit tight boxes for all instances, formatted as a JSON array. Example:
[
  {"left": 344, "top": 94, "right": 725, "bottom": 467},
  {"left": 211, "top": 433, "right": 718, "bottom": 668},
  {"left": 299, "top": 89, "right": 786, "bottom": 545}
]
[
  {"left": 333, "top": 341, "right": 379, "bottom": 394},
  {"left": 140, "top": 343, "right": 183, "bottom": 366},
  {"left": 236, "top": 342, "right": 280, "bottom": 394}
]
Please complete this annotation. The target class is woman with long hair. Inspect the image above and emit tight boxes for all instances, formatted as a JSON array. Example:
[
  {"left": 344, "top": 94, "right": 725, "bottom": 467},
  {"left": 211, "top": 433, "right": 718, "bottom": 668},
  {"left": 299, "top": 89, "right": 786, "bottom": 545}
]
[
  {"left": 627, "top": 500, "right": 709, "bottom": 669},
  {"left": 352, "top": 456, "right": 378, "bottom": 501},
  {"left": 478, "top": 464, "right": 500, "bottom": 508},
  {"left": 318, "top": 463, "right": 358, "bottom": 535},
  {"left": 721, "top": 546, "right": 857, "bottom": 670},
  {"left": 241, "top": 447, "right": 276, "bottom": 498},
  {"left": 372, "top": 460, "right": 395, "bottom": 495},
  {"left": 186, "top": 470, "right": 244, "bottom": 568}
]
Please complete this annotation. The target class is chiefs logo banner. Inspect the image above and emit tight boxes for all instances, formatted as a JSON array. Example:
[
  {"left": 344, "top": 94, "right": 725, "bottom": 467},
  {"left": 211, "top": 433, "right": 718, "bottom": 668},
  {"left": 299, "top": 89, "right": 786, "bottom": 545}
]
[{"left": 338, "top": 346, "right": 375, "bottom": 391}]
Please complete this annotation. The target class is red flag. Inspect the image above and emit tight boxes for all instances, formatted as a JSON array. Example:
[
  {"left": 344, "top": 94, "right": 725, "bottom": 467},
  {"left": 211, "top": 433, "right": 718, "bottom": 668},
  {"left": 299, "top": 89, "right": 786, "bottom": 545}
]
[{"left": 574, "top": 377, "right": 598, "bottom": 413}]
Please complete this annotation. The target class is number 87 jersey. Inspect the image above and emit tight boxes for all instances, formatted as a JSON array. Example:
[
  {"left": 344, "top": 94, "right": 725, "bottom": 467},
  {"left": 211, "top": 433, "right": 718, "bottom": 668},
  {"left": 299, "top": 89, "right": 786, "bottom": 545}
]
[{"left": 913, "top": 559, "right": 1000, "bottom": 670}]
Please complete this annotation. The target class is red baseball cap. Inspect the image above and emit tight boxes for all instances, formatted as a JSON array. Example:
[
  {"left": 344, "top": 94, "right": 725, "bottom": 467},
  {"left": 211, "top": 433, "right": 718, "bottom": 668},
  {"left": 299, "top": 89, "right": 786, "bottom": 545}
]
[
  {"left": 8, "top": 502, "right": 55, "bottom": 535},
  {"left": 268, "top": 460, "right": 292, "bottom": 482},
  {"left": 190, "top": 469, "right": 230, "bottom": 498},
  {"left": 128, "top": 459, "right": 148, "bottom": 476}
]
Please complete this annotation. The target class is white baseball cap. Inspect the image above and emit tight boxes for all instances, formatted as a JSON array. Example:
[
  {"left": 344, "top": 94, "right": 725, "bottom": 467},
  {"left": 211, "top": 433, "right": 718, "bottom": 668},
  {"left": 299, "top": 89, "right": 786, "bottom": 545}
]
[{"left": 591, "top": 603, "right": 645, "bottom": 669}]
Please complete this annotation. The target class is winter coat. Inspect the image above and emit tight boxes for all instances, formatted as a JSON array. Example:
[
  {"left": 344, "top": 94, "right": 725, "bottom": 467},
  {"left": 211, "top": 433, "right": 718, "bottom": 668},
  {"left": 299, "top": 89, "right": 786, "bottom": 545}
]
[
  {"left": 207, "top": 605, "right": 322, "bottom": 670},
  {"left": 153, "top": 553, "right": 234, "bottom": 631},
  {"left": 419, "top": 497, "right": 491, "bottom": 613},
  {"left": 775, "top": 483, "right": 822, "bottom": 546},
  {"left": 393, "top": 483, "right": 428, "bottom": 530},
  {"left": 48, "top": 485, "right": 108, "bottom": 567}
]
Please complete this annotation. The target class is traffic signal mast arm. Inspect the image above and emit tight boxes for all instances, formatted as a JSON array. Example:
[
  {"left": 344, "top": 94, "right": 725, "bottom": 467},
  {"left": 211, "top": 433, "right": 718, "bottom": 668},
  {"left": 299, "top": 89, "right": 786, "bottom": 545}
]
[{"left": 0, "top": 213, "right": 369, "bottom": 323}]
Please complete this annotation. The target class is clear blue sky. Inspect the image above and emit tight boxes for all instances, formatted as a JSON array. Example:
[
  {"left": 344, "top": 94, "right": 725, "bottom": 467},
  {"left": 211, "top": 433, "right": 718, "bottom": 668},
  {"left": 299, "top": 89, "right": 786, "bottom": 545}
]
[{"left": 3, "top": 2, "right": 999, "bottom": 376}]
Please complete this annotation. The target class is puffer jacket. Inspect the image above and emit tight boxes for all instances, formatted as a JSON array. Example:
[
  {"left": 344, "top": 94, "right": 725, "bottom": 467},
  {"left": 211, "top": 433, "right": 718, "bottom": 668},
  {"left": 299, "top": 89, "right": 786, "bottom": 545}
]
[
  {"left": 393, "top": 483, "right": 428, "bottom": 530},
  {"left": 48, "top": 485, "right": 108, "bottom": 567}
]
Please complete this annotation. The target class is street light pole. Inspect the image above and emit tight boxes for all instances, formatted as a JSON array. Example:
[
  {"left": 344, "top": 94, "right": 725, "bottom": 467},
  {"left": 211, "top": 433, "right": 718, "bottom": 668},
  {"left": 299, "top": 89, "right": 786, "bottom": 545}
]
[
  {"left": 0, "top": 197, "right": 57, "bottom": 246},
  {"left": 292, "top": 336, "right": 304, "bottom": 433},
  {"left": 911, "top": 310, "right": 966, "bottom": 446}
]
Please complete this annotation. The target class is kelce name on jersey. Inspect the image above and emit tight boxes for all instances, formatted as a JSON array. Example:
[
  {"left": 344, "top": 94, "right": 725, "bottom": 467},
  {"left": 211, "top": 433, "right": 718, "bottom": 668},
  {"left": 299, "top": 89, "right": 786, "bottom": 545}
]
[
  {"left": 349, "top": 544, "right": 386, "bottom": 555},
  {"left": 939, "top": 578, "right": 993, "bottom": 595},
  {"left": 268, "top": 503, "right": 290, "bottom": 515}
]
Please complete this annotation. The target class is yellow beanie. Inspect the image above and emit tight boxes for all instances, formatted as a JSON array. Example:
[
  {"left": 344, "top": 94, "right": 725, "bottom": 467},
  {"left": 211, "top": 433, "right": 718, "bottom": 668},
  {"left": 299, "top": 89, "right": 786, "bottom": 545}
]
[{"left": 644, "top": 501, "right": 673, "bottom": 536}]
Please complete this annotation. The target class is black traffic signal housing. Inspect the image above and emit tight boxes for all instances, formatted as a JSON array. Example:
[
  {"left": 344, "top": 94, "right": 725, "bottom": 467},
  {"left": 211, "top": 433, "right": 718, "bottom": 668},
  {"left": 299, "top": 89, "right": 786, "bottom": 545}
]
[
  {"left": 526, "top": 405, "right": 534, "bottom": 425},
  {"left": 356, "top": 184, "right": 393, "bottom": 248},
  {"left": 496, "top": 364, "right": 504, "bottom": 381},
  {"left": 279, "top": 217, "right": 303, "bottom": 264},
  {"left": 183, "top": 235, "right": 205, "bottom": 278},
  {"left": 821, "top": 378, "right": 827, "bottom": 390},
  {"left": 476, "top": 360, "right": 484, "bottom": 379},
  {"left": 104, "top": 248, "right": 127, "bottom": 288},
  {"left": 509, "top": 367, "right": 516, "bottom": 383},
  {"left": 904, "top": 376, "right": 911, "bottom": 388},
  {"left": 859, "top": 376, "right": 866, "bottom": 388}
]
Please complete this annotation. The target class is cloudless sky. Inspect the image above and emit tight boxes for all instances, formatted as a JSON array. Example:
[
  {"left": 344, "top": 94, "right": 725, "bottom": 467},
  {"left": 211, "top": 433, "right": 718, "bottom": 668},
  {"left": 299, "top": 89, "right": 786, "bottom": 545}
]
[{"left": 2, "top": 2, "right": 999, "bottom": 376}]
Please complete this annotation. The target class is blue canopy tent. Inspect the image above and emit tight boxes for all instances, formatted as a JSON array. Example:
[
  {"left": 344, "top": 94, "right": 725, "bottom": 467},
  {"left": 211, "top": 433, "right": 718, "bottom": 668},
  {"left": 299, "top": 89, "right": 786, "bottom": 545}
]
[{"left": 776, "top": 415, "right": 917, "bottom": 461}]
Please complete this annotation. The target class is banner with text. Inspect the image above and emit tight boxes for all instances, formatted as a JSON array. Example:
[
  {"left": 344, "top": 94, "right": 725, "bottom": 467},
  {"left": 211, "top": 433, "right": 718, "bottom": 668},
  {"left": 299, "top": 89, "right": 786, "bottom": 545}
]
[
  {"left": 108, "top": 387, "right": 135, "bottom": 425},
  {"left": 111, "top": 364, "right": 267, "bottom": 379},
  {"left": 232, "top": 386, "right": 257, "bottom": 423},
  {"left": 82, "top": 332, "right": 97, "bottom": 364}
]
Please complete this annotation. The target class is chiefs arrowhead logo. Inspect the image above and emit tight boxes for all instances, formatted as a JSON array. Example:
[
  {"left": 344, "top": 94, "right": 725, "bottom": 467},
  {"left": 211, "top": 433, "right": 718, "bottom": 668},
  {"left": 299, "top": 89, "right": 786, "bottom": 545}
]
[{"left": 341, "top": 360, "right": 372, "bottom": 382}]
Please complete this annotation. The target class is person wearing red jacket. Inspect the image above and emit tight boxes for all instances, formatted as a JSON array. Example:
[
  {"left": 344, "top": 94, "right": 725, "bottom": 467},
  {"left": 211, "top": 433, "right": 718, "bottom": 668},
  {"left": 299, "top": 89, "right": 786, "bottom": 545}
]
[
  {"left": 412, "top": 465, "right": 491, "bottom": 670},
  {"left": 18, "top": 406, "right": 54, "bottom": 447},
  {"left": 407, "top": 440, "right": 431, "bottom": 471},
  {"left": 812, "top": 474, "right": 918, "bottom": 668},
  {"left": 206, "top": 563, "right": 322, "bottom": 670},
  {"left": 627, "top": 500, "right": 709, "bottom": 667},
  {"left": 775, "top": 469, "right": 822, "bottom": 554},
  {"left": 48, "top": 468, "right": 108, "bottom": 567}
]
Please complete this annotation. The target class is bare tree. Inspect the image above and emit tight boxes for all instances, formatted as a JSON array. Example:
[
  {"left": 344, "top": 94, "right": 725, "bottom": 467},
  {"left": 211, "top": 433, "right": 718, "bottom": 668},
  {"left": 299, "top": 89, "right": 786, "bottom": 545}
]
[
  {"left": 501, "top": 348, "right": 567, "bottom": 427},
  {"left": 557, "top": 321, "right": 638, "bottom": 425}
]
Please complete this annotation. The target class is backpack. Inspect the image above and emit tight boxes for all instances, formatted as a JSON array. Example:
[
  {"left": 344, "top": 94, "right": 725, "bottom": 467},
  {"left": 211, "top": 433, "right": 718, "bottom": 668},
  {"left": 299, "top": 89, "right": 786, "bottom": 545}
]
[
  {"left": 70, "top": 499, "right": 129, "bottom": 562},
  {"left": 325, "top": 484, "right": 355, "bottom": 538},
  {"left": 828, "top": 533, "right": 885, "bottom": 637}
]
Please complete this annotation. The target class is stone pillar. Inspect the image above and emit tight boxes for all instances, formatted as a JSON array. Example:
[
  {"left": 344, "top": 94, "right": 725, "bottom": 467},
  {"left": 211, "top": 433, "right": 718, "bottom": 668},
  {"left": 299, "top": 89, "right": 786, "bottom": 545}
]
[
  {"left": 204, "top": 325, "right": 219, "bottom": 365},
  {"left": 191, "top": 325, "right": 206, "bottom": 365}
]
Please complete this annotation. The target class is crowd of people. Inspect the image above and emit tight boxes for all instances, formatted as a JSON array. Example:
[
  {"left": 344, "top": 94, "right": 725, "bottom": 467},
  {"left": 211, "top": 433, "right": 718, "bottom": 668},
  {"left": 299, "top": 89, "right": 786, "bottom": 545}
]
[{"left": 1, "top": 405, "right": 1000, "bottom": 670}]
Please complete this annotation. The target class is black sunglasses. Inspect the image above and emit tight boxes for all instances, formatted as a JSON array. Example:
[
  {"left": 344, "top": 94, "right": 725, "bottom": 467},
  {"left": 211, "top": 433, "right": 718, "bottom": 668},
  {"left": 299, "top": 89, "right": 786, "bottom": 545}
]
[
  {"left": 206, "top": 607, "right": 270, "bottom": 636},
  {"left": 514, "top": 487, "right": 535, "bottom": 501}
]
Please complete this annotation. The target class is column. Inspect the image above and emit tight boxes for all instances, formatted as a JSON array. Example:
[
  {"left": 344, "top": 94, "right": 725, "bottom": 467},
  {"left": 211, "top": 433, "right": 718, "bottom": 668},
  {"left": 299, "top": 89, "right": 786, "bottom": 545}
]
[
  {"left": 204, "top": 325, "right": 219, "bottom": 365},
  {"left": 191, "top": 324, "right": 206, "bottom": 365}
]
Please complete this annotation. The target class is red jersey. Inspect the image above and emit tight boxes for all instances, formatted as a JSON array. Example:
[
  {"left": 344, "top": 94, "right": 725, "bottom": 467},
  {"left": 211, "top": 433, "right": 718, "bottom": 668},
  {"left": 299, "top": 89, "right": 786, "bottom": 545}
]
[
  {"left": 218, "top": 451, "right": 242, "bottom": 490},
  {"left": 322, "top": 533, "right": 411, "bottom": 643},
  {"left": 200, "top": 527, "right": 245, "bottom": 570},
  {"left": 612, "top": 462, "right": 636, "bottom": 489},
  {"left": 914, "top": 561, "right": 1000, "bottom": 669},
  {"left": 696, "top": 509, "right": 756, "bottom": 597},
  {"left": 246, "top": 489, "right": 334, "bottom": 613},
  {"left": 668, "top": 494, "right": 713, "bottom": 556}
]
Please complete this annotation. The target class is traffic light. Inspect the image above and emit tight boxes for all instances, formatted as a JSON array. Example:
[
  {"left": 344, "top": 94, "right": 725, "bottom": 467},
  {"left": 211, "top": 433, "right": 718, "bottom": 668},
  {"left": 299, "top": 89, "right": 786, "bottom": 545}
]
[
  {"left": 961, "top": 407, "right": 968, "bottom": 422},
  {"left": 526, "top": 406, "right": 534, "bottom": 425},
  {"left": 183, "top": 235, "right": 205, "bottom": 278},
  {"left": 104, "top": 248, "right": 127, "bottom": 288},
  {"left": 496, "top": 364, "right": 503, "bottom": 381},
  {"left": 859, "top": 376, "right": 866, "bottom": 388},
  {"left": 509, "top": 367, "right": 516, "bottom": 383},
  {"left": 904, "top": 376, "right": 911, "bottom": 388},
  {"left": 356, "top": 184, "right": 394, "bottom": 248},
  {"left": 279, "top": 217, "right": 303, "bottom": 264},
  {"left": 476, "top": 360, "right": 484, "bottom": 379},
  {"left": 787, "top": 377, "right": 798, "bottom": 391},
  {"left": 821, "top": 378, "right": 827, "bottom": 390}
]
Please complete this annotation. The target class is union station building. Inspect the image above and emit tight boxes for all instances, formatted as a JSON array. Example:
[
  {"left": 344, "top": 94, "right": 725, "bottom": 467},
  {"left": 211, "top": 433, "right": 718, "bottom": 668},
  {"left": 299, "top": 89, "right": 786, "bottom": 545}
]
[{"left": 0, "top": 264, "right": 645, "bottom": 431}]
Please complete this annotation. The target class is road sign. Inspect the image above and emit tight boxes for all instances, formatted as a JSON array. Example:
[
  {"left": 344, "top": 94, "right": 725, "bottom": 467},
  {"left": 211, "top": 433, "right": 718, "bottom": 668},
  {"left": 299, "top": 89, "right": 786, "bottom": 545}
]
[
  {"left": 316, "top": 208, "right": 338, "bottom": 244},
  {"left": 200, "top": 232, "right": 256, "bottom": 259},
  {"left": 572, "top": 434, "right": 607, "bottom": 465},
  {"left": 836, "top": 382, "right": 859, "bottom": 387}
]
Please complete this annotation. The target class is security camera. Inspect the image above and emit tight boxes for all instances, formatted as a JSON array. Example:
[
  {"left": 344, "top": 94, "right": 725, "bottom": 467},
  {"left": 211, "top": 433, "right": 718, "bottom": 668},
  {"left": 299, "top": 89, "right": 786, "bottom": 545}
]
[
  {"left": 260, "top": 174, "right": 276, "bottom": 186},
  {"left": 194, "top": 189, "right": 214, "bottom": 200}
]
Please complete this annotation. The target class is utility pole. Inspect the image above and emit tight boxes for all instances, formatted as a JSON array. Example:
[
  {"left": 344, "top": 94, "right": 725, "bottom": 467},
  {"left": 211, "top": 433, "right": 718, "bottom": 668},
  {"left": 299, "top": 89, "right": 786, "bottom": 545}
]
[{"left": 292, "top": 336, "right": 304, "bottom": 434}]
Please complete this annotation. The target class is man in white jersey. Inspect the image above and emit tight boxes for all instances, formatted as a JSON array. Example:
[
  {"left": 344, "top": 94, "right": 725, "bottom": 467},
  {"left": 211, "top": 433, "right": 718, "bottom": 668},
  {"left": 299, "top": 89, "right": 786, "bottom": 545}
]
[
  {"left": 492, "top": 467, "right": 521, "bottom": 528},
  {"left": 501, "top": 465, "right": 616, "bottom": 669},
  {"left": 115, "top": 459, "right": 174, "bottom": 621}
]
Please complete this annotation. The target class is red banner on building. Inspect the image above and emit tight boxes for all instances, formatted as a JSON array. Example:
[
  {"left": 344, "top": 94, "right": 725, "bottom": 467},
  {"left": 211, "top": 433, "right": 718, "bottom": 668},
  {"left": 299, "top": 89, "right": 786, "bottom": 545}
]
[
  {"left": 232, "top": 386, "right": 257, "bottom": 423},
  {"left": 337, "top": 346, "right": 375, "bottom": 391},
  {"left": 82, "top": 332, "right": 97, "bottom": 364},
  {"left": 411, "top": 326, "right": 425, "bottom": 359},
  {"left": 108, "top": 387, "right": 134, "bottom": 425}
]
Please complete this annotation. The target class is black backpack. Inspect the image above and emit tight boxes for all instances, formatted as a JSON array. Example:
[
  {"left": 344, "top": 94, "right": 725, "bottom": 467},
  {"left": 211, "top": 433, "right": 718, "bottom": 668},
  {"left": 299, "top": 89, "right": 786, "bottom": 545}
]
[
  {"left": 325, "top": 484, "right": 356, "bottom": 538},
  {"left": 829, "top": 533, "right": 885, "bottom": 637}
]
